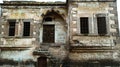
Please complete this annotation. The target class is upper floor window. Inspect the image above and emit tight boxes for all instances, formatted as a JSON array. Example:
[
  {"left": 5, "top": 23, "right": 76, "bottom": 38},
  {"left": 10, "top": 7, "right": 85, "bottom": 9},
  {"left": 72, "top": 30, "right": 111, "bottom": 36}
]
[
  {"left": 3, "top": 19, "right": 32, "bottom": 37},
  {"left": 78, "top": 14, "right": 108, "bottom": 36},
  {"left": 80, "top": 17, "right": 89, "bottom": 35},
  {"left": 9, "top": 21, "right": 16, "bottom": 36},
  {"left": 23, "top": 22, "right": 30, "bottom": 36},
  {"left": 97, "top": 17, "right": 107, "bottom": 35}
]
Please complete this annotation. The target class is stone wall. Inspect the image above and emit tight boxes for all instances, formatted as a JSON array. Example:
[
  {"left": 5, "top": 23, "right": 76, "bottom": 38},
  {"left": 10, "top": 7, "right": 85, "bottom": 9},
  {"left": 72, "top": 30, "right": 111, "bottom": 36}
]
[
  {"left": 68, "top": 0, "right": 120, "bottom": 64},
  {"left": 0, "top": 0, "right": 119, "bottom": 66},
  {"left": 0, "top": 3, "right": 68, "bottom": 66},
  {"left": 69, "top": 1, "right": 117, "bottom": 46}
]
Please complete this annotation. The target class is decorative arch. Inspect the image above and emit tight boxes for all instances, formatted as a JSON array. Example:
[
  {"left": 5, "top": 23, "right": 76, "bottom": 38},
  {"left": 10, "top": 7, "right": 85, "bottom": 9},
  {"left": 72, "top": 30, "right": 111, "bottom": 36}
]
[
  {"left": 41, "top": 9, "right": 67, "bottom": 26},
  {"left": 40, "top": 9, "right": 67, "bottom": 43}
]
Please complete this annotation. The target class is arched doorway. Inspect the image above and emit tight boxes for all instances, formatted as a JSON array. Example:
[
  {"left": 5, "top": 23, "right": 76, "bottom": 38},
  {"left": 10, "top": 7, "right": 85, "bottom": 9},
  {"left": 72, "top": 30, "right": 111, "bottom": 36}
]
[{"left": 40, "top": 11, "right": 67, "bottom": 44}]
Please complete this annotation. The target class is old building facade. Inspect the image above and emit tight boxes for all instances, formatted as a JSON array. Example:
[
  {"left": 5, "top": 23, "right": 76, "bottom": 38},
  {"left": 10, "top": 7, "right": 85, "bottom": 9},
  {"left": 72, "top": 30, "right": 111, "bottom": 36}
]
[{"left": 0, "top": 0, "right": 119, "bottom": 67}]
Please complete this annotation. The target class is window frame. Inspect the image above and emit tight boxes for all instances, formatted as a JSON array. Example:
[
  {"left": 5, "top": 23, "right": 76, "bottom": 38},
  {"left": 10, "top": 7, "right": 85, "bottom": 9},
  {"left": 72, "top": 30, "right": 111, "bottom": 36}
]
[
  {"left": 95, "top": 14, "right": 110, "bottom": 36},
  {"left": 77, "top": 13, "right": 109, "bottom": 36},
  {"left": 4, "top": 19, "right": 33, "bottom": 38},
  {"left": 80, "top": 17, "right": 89, "bottom": 35},
  {"left": 78, "top": 17, "right": 93, "bottom": 36},
  {"left": 8, "top": 21, "right": 16, "bottom": 36},
  {"left": 23, "top": 22, "right": 30, "bottom": 36},
  {"left": 22, "top": 19, "right": 32, "bottom": 37},
  {"left": 97, "top": 17, "right": 107, "bottom": 35},
  {"left": 7, "top": 19, "right": 16, "bottom": 37}
]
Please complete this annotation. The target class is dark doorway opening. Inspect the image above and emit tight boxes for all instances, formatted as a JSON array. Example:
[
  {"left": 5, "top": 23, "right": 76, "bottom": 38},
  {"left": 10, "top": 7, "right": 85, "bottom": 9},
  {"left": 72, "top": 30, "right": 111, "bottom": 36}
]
[
  {"left": 37, "top": 57, "right": 47, "bottom": 67},
  {"left": 43, "top": 25, "right": 55, "bottom": 43}
]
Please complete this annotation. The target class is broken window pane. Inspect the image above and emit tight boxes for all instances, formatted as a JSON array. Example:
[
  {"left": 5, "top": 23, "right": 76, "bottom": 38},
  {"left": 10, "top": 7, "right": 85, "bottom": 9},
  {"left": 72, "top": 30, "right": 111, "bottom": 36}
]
[
  {"left": 80, "top": 17, "right": 89, "bottom": 34},
  {"left": 23, "top": 22, "right": 30, "bottom": 36},
  {"left": 9, "top": 22, "right": 16, "bottom": 36},
  {"left": 97, "top": 17, "right": 107, "bottom": 35}
]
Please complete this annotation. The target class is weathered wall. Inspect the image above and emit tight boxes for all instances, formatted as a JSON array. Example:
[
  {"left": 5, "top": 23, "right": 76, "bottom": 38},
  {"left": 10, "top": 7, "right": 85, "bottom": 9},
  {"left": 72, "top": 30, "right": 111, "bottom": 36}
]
[
  {"left": 0, "top": 49, "right": 36, "bottom": 61},
  {"left": 69, "top": 2, "right": 117, "bottom": 46},
  {"left": 0, "top": 38, "right": 36, "bottom": 47},
  {"left": 0, "top": 4, "right": 68, "bottom": 66},
  {"left": 0, "top": 0, "right": 119, "bottom": 66},
  {"left": 69, "top": 52, "right": 119, "bottom": 61},
  {"left": 68, "top": 1, "right": 119, "bottom": 63},
  {"left": 49, "top": 46, "right": 68, "bottom": 60}
]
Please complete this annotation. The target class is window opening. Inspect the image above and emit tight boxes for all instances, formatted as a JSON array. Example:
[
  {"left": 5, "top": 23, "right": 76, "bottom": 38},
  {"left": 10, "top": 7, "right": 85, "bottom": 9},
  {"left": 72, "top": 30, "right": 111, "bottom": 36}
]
[
  {"left": 9, "top": 22, "right": 16, "bottom": 36},
  {"left": 80, "top": 17, "right": 89, "bottom": 34},
  {"left": 23, "top": 22, "right": 30, "bottom": 36},
  {"left": 97, "top": 17, "right": 107, "bottom": 35}
]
